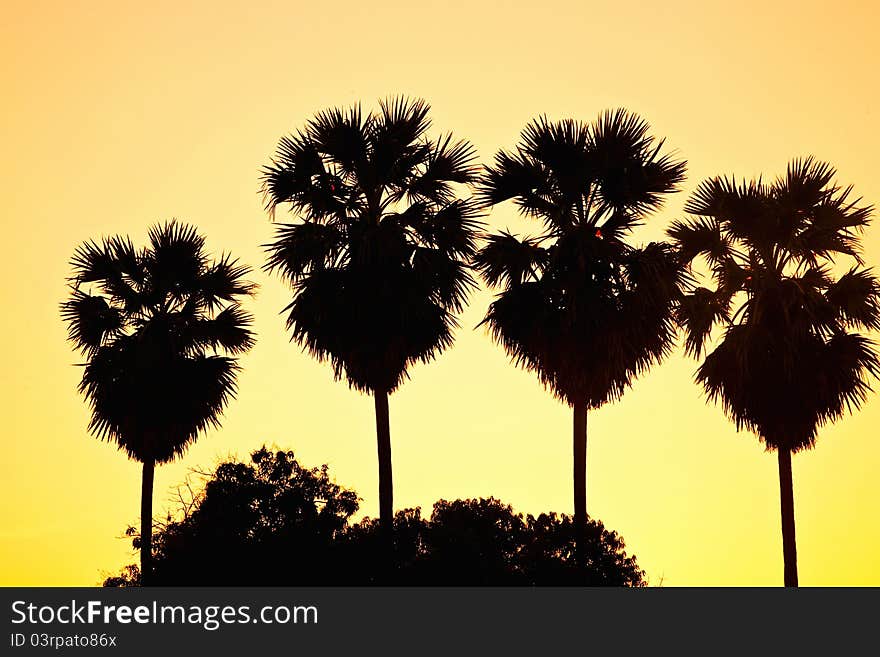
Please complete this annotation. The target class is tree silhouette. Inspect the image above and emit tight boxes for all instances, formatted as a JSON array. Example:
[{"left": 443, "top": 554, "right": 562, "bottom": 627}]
[
  {"left": 104, "top": 449, "right": 644, "bottom": 586},
  {"left": 260, "top": 97, "right": 481, "bottom": 553},
  {"left": 473, "top": 110, "right": 686, "bottom": 533},
  {"left": 668, "top": 157, "right": 879, "bottom": 586},
  {"left": 119, "top": 447, "right": 359, "bottom": 586},
  {"left": 61, "top": 221, "right": 256, "bottom": 584}
]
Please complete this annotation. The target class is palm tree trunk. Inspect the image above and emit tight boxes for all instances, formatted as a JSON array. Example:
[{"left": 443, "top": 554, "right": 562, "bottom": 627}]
[
  {"left": 573, "top": 405, "right": 588, "bottom": 527},
  {"left": 374, "top": 389, "right": 394, "bottom": 564},
  {"left": 140, "top": 458, "right": 155, "bottom": 586},
  {"left": 777, "top": 448, "right": 798, "bottom": 587}
]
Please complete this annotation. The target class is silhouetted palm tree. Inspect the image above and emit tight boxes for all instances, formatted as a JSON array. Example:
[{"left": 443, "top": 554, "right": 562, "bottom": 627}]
[
  {"left": 61, "top": 221, "right": 256, "bottom": 584},
  {"left": 669, "top": 157, "right": 879, "bottom": 586},
  {"left": 260, "top": 97, "right": 481, "bottom": 548},
  {"left": 473, "top": 110, "right": 686, "bottom": 532}
]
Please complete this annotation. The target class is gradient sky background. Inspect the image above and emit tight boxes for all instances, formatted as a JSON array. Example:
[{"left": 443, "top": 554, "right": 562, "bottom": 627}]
[{"left": 2, "top": 0, "right": 878, "bottom": 586}]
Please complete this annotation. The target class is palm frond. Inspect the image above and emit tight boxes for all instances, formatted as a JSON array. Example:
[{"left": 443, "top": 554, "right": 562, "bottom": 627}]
[
  {"left": 667, "top": 217, "right": 729, "bottom": 265},
  {"left": 481, "top": 280, "right": 556, "bottom": 374},
  {"left": 402, "top": 133, "right": 478, "bottom": 204},
  {"left": 825, "top": 268, "right": 880, "bottom": 330},
  {"left": 598, "top": 210, "right": 643, "bottom": 238},
  {"left": 683, "top": 177, "right": 731, "bottom": 217},
  {"left": 60, "top": 290, "right": 123, "bottom": 354},
  {"left": 478, "top": 151, "right": 553, "bottom": 211},
  {"left": 472, "top": 232, "right": 547, "bottom": 287},
  {"left": 412, "top": 246, "right": 476, "bottom": 312},
  {"left": 69, "top": 236, "right": 146, "bottom": 310},
  {"left": 398, "top": 199, "right": 483, "bottom": 257},
  {"left": 190, "top": 304, "right": 256, "bottom": 355},
  {"left": 377, "top": 96, "right": 431, "bottom": 140},
  {"left": 306, "top": 104, "right": 368, "bottom": 175},
  {"left": 263, "top": 221, "right": 345, "bottom": 281},
  {"left": 69, "top": 238, "right": 117, "bottom": 284},
  {"left": 199, "top": 253, "right": 256, "bottom": 309},
  {"left": 624, "top": 241, "right": 686, "bottom": 307},
  {"left": 369, "top": 96, "right": 432, "bottom": 187},
  {"left": 521, "top": 117, "right": 591, "bottom": 200},
  {"left": 818, "top": 333, "right": 880, "bottom": 418},
  {"left": 589, "top": 108, "right": 686, "bottom": 214},
  {"left": 260, "top": 135, "right": 343, "bottom": 219},
  {"left": 711, "top": 257, "right": 749, "bottom": 297},
  {"left": 676, "top": 287, "right": 729, "bottom": 357},
  {"left": 79, "top": 339, "right": 241, "bottom": 464},
  {"left": 791, "top": 223, "right": 862, "bottom": 266},
  {"left": 775, "top": 157, "right": 836, "bottom": 211},
  {"left": 146, "top": 220, "right": 208, "bottom": 298},
  {"left": 282, "top": 266, "right": 457, "bottom": 393}
]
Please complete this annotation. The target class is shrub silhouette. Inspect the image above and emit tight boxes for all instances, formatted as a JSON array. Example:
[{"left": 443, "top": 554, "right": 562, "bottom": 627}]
[{"left": 105, "top": 447, "right": 644, "bottom": 586}]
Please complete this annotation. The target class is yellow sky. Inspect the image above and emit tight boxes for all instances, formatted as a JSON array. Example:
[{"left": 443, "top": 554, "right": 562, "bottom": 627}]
[{"left": 2, "top": 0, "right": 878, "bottom": 586}]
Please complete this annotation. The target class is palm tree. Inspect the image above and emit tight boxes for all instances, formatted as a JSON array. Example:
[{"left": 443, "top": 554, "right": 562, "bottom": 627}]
[
  {"left": 668, "top": 157, "right": 879, "bottom": 586},
  {"left": 260, "top": 97, "right": 481, "bottom": 552},
  {"left": 60, "top": 221, "right": 256, "bottom": 584},
  {"left": 473, "top": 110, "right": 686, "bottom": 533}
]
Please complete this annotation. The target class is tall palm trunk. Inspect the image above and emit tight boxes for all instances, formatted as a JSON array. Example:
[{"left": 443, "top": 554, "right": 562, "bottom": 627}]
[
  {"left": 140, "top": 458, "right": 155, "bottom": 586},
  {"left": 374, "top": 389, "right": 394, "bottom": 564},
  {"left": 777, "top": 448, "right": 798, "bottom": 587},
  {"left": 573, "top": 405, "right": 588, "bottom": 528},
  {"left": 573, "top": 405, "right": 589, "bottom": 569}
]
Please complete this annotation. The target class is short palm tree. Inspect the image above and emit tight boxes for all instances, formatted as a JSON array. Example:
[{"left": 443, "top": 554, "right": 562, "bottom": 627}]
[
  {"left": 260, "top": 97, "right": 481, "bottom": 549},
  {"left": 473, "top": 110, "right": 686, "bottom": 532},
  {"left": 61, "top": 221, "right": 256, "bottom": 584},
  {"left": 669, "top": 157, "right": 879, "bottom": 586}
]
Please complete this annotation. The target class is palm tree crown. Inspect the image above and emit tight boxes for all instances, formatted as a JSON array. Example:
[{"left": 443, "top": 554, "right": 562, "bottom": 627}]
[
  {"left": 473, "top": 110, "right": 687, "bottom": 408},
  {"left": 669, "top": 157, "right": 879, "bottom": 452},
  {"left": 260, "top": 97, "right": 482, "bottom": 393},
  {"left": 61, "top": 221, "right": 256, "bottom": 463}
]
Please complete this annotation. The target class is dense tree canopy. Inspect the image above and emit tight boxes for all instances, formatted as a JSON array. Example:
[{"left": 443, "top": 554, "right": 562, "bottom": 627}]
[
  {"left": 105, "top": 447, "right": 645, "bottom": 586},
  {"left": 474, "top": 110, "right": 687, "bottom": 408},
  {"left": 670, "top": 158, "right": 880, "bottom": 452},
  {"left": 260, "top": 97, "right": 482, "bottom": 394},
  {"left": 61, "top": 221, "right": 256, "bottom": 464}
]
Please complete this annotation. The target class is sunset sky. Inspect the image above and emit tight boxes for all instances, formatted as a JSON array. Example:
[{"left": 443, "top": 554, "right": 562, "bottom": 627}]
[{"left": 2, "top": 0, "right": 878, "bottom": 586}]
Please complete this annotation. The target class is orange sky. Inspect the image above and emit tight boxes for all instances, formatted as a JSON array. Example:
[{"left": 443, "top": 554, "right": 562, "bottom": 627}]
[{"left": 2, "top": 0, "right": 878, "bottom": 586}]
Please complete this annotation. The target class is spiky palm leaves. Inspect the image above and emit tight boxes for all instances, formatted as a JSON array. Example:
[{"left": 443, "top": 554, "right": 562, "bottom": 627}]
[
  {"left": 669, "top": 157, "right": 879, "bottom": 586},
  {"left": 473, "top": 110, "right": 686, "bottom": 527},
  {"left": 61, "top": 221, "right": 256, "bottom": 583},
  {"left": 260, "top": 97, "right": 481, "bottom": 545}
]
